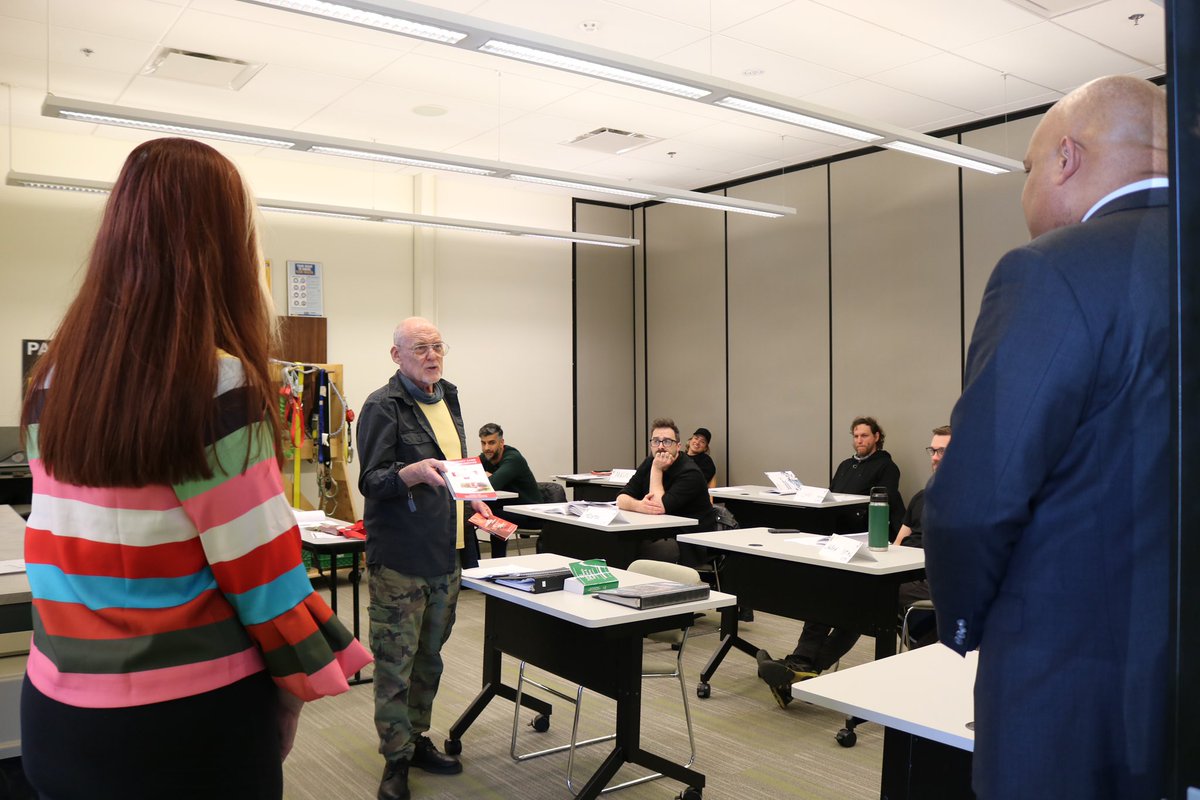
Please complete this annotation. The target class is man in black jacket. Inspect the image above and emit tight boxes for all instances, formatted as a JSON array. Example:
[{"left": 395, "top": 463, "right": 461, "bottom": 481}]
[
  {"left": 756, "top": 416, "right": 904, "bottom": 708},
  {"left": 616, "top": 417, "right": 717, "bottom": 564},
  {"left": 357, "top": 317, "right": 493, "bottom": 800}
]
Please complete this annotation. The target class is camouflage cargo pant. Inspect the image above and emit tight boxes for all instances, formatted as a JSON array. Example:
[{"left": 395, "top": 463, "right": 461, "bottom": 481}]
[{"left": 368, "top": 563, "right": 461, "bottom": 763}]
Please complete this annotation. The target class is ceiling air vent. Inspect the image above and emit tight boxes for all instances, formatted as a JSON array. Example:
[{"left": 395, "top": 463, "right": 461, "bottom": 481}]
[
  {"left": 562, "top": 127, "right": 660, "bottom": 155},
  {"left": 141, "top": 47, "right": 265, "bottom": 90}
]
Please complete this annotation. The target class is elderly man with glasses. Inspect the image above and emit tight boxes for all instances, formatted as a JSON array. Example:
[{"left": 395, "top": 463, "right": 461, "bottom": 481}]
[
  {"left": 357, "top": 316, "right": 492, "bottom": 800},
  {"left": 615, "top": 417, "right": 718, "bottom": 564}
]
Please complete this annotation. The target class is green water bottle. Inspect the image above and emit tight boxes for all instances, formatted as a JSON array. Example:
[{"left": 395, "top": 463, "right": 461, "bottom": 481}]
[{"left": 868, "top": 486, "right": 889, "bottom": 551}]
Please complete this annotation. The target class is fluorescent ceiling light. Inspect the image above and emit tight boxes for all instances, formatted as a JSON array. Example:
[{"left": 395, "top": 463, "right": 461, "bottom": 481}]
[
  {"left": 477, "top": 40, "right": 710, "bottom": 99},
  {"left": 238, "top": 0, "right": 1023, "bottom": 174},
  {"left": 5, "top": 173, "right": 112, "bottom": 194},
  {"left": 508, "top": 174, "right": 654, "bottom": 200},
  {"left": 245, "top": 0, "right": 467, "bottom": 42},
  {"left": 57, "top": 110, "right": 295, "bottom": 149},
  {"left": 257, "top": 205, "right": 372, "bottom": 221},
  {"left": 6, "top": 171, "right": 639, "bottom": 248},
  {"left": 714, "top": 97, "right": 883, "bottom": 143},
  {"left": 309, "top": 145, "right": 495, "bottom": 176},
  {"left": 663, "top": 197, "right": 784, "bottom": 218},
  {"left": 42, "top": 95, "right": 795, "bottom": 217},
  {"left": 882, "top": 141, "right": 1010, "bottom": 175}
]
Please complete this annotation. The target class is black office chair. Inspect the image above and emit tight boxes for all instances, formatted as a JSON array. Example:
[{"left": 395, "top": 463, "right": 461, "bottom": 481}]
[{"left": 512, "top": 481, "right": 566, "bottom": 554}]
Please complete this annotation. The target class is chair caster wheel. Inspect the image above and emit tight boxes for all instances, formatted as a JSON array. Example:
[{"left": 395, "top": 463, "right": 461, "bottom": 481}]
[
  {"left": 835, "top": 728, "right": 857, "bottom": 748},
  {"left": 443, "top": 738, "right": 462, "bottom": 755},
  {"left": 530, "top": 713, "right": 551, "bottom": 733},
  {"left": 696, "top": 682, "right": 711, "bottom": 699},
  {"left": 678, "top": 787, "right": 702, "bottom": 800}
]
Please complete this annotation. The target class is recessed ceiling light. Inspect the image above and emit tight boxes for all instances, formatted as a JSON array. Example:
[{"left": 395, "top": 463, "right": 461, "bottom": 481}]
[{"left": 412, "top": 104, "right": 447, "bottom": 117}]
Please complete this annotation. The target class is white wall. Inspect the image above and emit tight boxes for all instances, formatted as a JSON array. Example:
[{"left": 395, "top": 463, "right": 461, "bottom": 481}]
[{"left": 0, "top": 125, "right": 577, "bottom": 514}]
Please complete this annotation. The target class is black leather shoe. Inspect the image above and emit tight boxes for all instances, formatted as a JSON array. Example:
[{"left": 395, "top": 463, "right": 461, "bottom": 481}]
[
  {"left": 411, "top": 735, "right": 462, "bottom": 774},
  {"left": 378, "top": 761, "right": 410, "bottom": 800}
]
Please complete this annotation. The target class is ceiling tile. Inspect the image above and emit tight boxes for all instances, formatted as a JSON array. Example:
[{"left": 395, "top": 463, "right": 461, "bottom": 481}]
[
  {"left": 298, "top": 81, "right": 521, "bottom": 151},
  {"left": 188, "top": 0, "right": 427, "bottom": 51},
  {"left": 955, "top": 19, "right": 1148, "bottom": 92},
  {"left": 871, "top": 53, "right": 1055, "bottom": 113},
  {"left": 117, "top": 64, "right": 362, "bottom": 129},
  {"left": 723, "top": 0, "right": 940, "bottom": 77},
  {"left": 657, "top": 34, "right": 856, "bottom": 97},
  {"left": 802, "top": 78, "right": 972, "bottom": 131},
  {"left": 814, "top": 0, "right": 1043, "bottom": 49},
  {"left": 0, "top": 15, "right": 46, "bottom": 62},
  {"left": 48, "top": 0, "right": 182, "bottom": 40},
  {"left": 50, "top": 25, "right": 159, "bottom": 77},
  {"left": 370, "top": 51, "right": 582, "bottom": 112},
  {"left": 1054, "top": 0, "right": 1164, "bottom": 66},
  {"left": 164, "top": 7, "right": 403, "bottom": 80},
  {"left": 465, "top": 0, "right": 711, "bottom": 60}
]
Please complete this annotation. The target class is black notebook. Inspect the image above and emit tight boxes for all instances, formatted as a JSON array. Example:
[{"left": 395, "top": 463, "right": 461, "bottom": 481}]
[
  {"left": 489, "top": 567, "right": 572, "bottom": 593},
  {"left": 594, "top": 581, "right": 710, "bottom": 609}
]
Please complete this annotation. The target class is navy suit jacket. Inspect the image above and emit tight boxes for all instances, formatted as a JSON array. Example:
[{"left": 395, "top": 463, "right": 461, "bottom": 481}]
[{"left": 924, "top": 188, "right": 1169, "bottom": 799}]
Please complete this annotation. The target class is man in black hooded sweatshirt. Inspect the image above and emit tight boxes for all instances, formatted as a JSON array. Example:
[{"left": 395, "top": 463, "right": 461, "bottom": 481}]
[{"left": 756, "top": 416, "right": 904, "bottom": 708}]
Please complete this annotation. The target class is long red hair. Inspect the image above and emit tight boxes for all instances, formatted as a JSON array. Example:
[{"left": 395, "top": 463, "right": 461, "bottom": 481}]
[{"left": 21, "top": 137, "right": 280, "bottom": 486}]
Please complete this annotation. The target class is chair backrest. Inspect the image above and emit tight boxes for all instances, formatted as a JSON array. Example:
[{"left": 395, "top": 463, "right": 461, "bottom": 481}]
[
  {"left": 538, "top": 481, "right": 567, "bottom": 503},
  {"left": 627, "top": 559, "right": 701, "bottom": 586},
  {"left": 627, "top": 560, "right": 702, "bottom": 646}
]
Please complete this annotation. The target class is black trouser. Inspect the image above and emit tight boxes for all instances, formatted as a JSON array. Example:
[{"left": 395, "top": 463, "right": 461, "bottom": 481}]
[
  {"left": 789, "top": 622, "right": 861, "bottom": 673},
  {"left": 21, "top": 671, "right": 283, "bottom": 800}
]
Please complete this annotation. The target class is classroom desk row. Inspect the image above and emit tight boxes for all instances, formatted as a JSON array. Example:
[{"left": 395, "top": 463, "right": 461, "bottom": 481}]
[{"left": 556, "top": 473, "right": 870, "bottom": 534}]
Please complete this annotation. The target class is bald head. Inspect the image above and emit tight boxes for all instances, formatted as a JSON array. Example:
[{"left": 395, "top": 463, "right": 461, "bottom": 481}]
[
  {"left": 390, "top": 316, "right": 446, "bottom": 391},
  {"left": 1021, "top": 75, "right": 1167, "bottom": 239}
]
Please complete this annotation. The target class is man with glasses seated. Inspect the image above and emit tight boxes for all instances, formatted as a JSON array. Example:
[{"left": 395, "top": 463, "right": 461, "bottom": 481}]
[
  {"left": 891, "top": 425, "right": 951, "bottom": 648},
  {"left": 616, "top": 417, "right": 718, "bottom": 564}
]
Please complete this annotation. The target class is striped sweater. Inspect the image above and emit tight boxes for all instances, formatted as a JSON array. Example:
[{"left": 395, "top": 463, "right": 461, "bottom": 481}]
[{"left": 23, "top": 355, "right": 371, "bottom": 708}]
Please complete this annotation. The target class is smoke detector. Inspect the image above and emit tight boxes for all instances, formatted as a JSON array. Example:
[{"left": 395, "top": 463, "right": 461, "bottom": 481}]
[
  {"left": 141, "top": 47, "right": 264, "bottom": 90},
  {"left": 562, "top": 127, "right": 660, "bottom": 155}
]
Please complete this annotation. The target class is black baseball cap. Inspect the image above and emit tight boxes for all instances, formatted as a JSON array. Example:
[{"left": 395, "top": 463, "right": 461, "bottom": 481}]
[{"left": 692, "top": 427, "right": 712, "bottom": 443}]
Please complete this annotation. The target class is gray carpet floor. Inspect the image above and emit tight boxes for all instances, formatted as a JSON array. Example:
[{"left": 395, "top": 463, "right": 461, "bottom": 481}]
[{"left": 283, "top": 577, "right": 885, "bottom": 800}]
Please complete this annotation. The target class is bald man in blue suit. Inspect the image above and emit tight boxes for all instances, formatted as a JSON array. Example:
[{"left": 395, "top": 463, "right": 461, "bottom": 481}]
[{"left": 924, "top": 75, "right": 1169, "bottom": 800}]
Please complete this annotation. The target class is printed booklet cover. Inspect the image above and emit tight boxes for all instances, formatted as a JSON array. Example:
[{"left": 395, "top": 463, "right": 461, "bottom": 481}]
[{"left": 440, "top": 457, "right": 497, "bottom": 500}]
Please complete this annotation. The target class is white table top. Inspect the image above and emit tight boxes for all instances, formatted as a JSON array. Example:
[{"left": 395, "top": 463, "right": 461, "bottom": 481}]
[
  {"left": 791, "top": 643, "right": 977, "bottom": 751},
  {"left": 492, "top": 490, "right": 519, "bottom": 500},
  {"left": 462, "top": 553, "right": 736, "bottom": 629},
  {"left": 504, "top": 503, "right": 697, "bottom": 531},
  {"left": 0, "top": 506, "right": 29, "bottom": 605},
  {"left": 555, "top": 473, "right": 629, "bottom": 489},
  {"left": 708, "top": 485, "right": 868, "bottom": 508},
  {"left": 676, "top": 527, "right": 925, "bottom": 575}
]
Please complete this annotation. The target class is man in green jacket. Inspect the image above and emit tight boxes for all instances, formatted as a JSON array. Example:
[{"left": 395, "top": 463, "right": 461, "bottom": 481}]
[{"left": 477, "top": 422, "right": 541, "bottom": 558}]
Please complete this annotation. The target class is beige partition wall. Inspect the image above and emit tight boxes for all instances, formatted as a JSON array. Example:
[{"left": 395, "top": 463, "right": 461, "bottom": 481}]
[
  {"left": 643, "top": 201, "right": 728, "bottom": 471},
  {"left": 829, "top": 149, "right": 962, "bottom": 500},
  {"left": 574, "top": 203, "right": 637, "bottom": 472},
  {"left": 727, "top": 170, "right": 831, "bottom": 486},
  {"left": 961, "top": 116, "right": 1043, "bottom": 356}
]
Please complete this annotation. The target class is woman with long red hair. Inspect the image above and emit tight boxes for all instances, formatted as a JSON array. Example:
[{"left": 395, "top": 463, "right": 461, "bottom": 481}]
[{"left": 19, "top": 137, "right": 370, "bottom": 799}]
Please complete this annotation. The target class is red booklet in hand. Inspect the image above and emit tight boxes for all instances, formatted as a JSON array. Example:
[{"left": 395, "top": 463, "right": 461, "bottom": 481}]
[{"left": 469, "top": 513, "right": 518, "bottom": 540}]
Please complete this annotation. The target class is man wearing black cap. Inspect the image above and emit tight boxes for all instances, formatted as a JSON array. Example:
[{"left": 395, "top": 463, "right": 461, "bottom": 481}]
[{"left": 683, "top": 427, "right": 717, "bottom": 488}]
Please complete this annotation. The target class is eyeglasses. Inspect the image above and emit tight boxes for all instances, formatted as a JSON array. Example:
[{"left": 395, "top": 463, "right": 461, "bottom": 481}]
[
  {"left": 650, "top": 437, "right": 679, "bottom": 447},
  {"left": 410, "top": 342, "right": 448, "bottom": 357},
  {"left": 924, "top": 447, "right": 947, "bottom": 457}
]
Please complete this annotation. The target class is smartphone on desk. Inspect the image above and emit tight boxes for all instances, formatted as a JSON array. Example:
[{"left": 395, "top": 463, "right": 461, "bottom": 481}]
[{"left": 767, "top": 528, "right": 800, "bottom": 534}]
